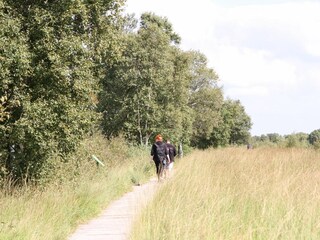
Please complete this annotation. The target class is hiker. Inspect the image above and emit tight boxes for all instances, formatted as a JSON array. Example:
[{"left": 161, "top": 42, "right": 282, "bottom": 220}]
[
  {"left": 166, "top": 139, "right": 177, "bottom": 175},
  {"left": 151, "top": 134, "right": 170, "bottom": 181}
]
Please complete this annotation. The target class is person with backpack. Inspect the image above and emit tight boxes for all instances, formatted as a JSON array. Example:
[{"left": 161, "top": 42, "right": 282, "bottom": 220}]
[
  {"left": 166, "top": 139, "right": 177, "bottom": 175},
  {"left": 151, "top": 134, "right": 170, "bottom": 181}
]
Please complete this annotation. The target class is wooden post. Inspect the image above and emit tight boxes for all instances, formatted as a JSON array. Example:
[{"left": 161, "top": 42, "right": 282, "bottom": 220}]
[
  {"left": 92, "top": 155, "right": 105, "bottom": 167},
  {"left": 178, "top": 142, "right": 183, "bottom": 158}
]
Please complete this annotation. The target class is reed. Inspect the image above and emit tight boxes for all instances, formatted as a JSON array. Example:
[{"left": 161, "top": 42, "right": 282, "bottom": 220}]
[{"left": 131, "top": 147, "right": 320, "bottom": 240}]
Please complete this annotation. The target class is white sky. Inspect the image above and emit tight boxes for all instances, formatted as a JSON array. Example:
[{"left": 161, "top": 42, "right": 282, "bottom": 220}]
[{"left": 125, "top": 0, "right": 320, "bottom": 136}]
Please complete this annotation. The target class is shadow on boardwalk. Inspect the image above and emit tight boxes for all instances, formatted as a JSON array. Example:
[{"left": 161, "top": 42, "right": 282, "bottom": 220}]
[{"left": 68, "top": 177, "right": 159, "bottom": 240}]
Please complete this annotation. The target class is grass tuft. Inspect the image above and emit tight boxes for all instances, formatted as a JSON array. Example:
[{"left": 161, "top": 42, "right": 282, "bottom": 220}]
[
  {"left": 0, "top": 134, "right": 153, "bottom": 240},
  {"left": 131, "top": 147, "right": 320, "bottom": 240}
]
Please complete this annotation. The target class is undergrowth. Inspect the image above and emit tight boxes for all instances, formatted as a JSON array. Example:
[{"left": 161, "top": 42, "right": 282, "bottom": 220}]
[{"left": 0, "top": 133, "right": 153, "bottom": 240}]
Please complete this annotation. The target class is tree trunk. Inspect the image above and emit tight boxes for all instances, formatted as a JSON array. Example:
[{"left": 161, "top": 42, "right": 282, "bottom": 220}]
[{"left": 137, "top": 102, "right": 143, "bottom": 145}]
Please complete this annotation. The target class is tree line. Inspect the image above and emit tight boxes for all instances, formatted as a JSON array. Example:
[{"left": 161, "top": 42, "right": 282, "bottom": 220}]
[
  {"left": 251, "top": 129, "right": 320, "bottom": 149},
  {"left": 0, "top": 0, "right": 251, "bottom": 183}
]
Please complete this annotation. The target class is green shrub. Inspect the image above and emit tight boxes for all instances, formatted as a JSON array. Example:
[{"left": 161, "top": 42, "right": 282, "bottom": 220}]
[{"left": 0, "top": 133, "right": 154, "bottom": 240}]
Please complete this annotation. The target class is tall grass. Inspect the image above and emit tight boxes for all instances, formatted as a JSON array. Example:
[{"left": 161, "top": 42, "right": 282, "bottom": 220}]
[
  {"left": 131, "top": 147, "right": 320, "bottom": 240},
  {"left": 0, "top": 134, "right": 153, "bottom": 240}
]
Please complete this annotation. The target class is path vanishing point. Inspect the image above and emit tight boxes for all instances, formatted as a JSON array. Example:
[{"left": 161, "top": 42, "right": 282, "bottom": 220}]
[{"left": 68, "top": 178, "right": 159, "bottom": 240}]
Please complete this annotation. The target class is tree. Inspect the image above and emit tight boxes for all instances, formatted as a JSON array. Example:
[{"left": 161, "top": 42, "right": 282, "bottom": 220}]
[
  {"left": 267, "top": 133, "right": 283, "bottom": 143},
  {"left": 0, "top": 1, "right": 31, "bottom": 179},
  {"left": 185, "top": 51, "right": 223, "bottom": 148},
  {"left": 139, "top": 12, "right": 181, "bottom": 44},
  {"left": 1, "top": 0, "right": 125, "bottom": 182},
  {"left": 210, "top": 99, "right": 252, "bottom": 147},
  {"left": 308, "top": 129, "right": 320, "bottom": 149},
  {"left": 98, "top": 12, "right": 252, "bottom": 150},
  {"left": 286, "top": 134, "right": 299, "bottom": 148},
  {"left": 188, "top": 51, "right": 218, "bottom": 92},
  {"left": 189, "top": 87, "right": 223, "bottom": 148},
  {"left": 99, "top": 13, "right": 192, "bottom": 146},
  {"left": 226, "top": 99, "right": 252, "bottom": 145}
]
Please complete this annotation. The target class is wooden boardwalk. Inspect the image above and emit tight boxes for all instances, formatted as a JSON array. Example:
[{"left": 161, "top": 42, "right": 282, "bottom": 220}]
[{"left": 68, "top": 178, "right": 159, "bottom": 240}]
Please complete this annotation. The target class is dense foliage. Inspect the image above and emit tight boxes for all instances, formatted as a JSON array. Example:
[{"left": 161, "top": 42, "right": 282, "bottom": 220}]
[
  {"left": 1, "top": 4, "right": 252, "bottom": 183},
  {"left": 308, "top": 129, "right": 320, "bottom": 149},
  {"left": 0, "top": 0, "right": 124, "bottom": 182},
  {"left": 99, "top": 13, "right": 252, "bottom": 148}
]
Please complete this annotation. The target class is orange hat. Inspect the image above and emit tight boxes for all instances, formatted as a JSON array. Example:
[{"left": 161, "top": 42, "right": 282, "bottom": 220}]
[{"left": 155, "top": 134, "right": 163, "bottom": 141}]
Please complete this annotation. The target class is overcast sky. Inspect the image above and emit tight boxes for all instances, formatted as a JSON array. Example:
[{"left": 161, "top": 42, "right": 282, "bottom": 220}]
[{"left": 125, "top": 0, "right": 320, "bottom": 136}]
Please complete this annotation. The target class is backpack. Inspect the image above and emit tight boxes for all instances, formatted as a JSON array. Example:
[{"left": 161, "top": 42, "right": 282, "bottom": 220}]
[
  {"left": 168, "top": 146, "right": 175, "bottom": 157},
  {"left": 167, "top": 144, "right": 176, "bottom": 159},
  {"left": 155, "top": 142, "right": 166, "bottom": 162}
]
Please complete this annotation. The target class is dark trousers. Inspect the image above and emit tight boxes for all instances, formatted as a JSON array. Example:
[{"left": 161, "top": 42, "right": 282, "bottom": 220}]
[{"left": 154, "top": 160, "right": 161, "bottom": 175}]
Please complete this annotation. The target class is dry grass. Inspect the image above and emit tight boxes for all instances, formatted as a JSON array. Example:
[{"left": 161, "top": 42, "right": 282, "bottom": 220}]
[
  {"left": 131, "top": 147, "right": 320, "bottom": 240},
  {"left": 0, "top": 135, "right": 153, "bottom": 240}
]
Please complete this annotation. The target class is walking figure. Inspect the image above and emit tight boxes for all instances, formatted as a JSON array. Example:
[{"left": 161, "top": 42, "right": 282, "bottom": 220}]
[
  {"left": 166, "top": 139, "right": 177, "bottom": 177},
  {"left": 151, "top": 134, "right": 170, "bottom": 181}
]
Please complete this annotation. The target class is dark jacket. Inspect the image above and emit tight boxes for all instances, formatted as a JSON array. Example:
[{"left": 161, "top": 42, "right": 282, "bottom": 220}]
[
  {"left": 151, "top": 141, "right": 168, "bottom": 162},
  {"left": 166, "top": 143, "right": 177, "bottom": 162}
]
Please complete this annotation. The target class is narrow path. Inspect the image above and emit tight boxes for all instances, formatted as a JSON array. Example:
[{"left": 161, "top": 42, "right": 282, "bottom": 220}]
[{"left": 68, "top": 178, "right": 159, "bottom": 240}]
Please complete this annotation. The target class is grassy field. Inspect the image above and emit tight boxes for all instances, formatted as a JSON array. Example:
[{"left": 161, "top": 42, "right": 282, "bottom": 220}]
[
  {"left": 131, "top": 147, "right": 320, "bottom": 240},
  {"left": 0, "top": 135, "right": 153, "bottom": 240}
]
